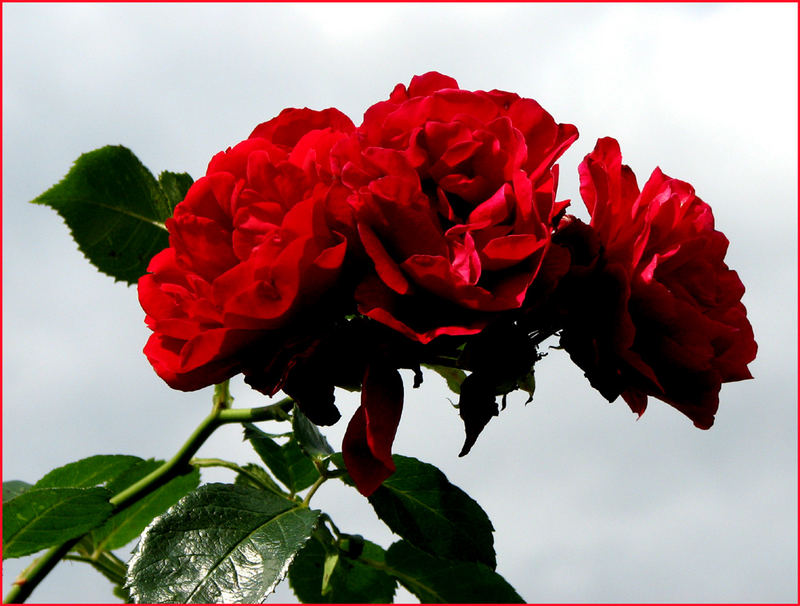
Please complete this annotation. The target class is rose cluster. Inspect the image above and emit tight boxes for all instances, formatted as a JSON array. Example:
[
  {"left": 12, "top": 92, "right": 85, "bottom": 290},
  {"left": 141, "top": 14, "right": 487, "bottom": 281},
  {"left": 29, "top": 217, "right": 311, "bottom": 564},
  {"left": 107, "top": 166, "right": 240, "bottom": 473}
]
[{"left": 138, "top": 72, "right": 756, "bottom": 496}]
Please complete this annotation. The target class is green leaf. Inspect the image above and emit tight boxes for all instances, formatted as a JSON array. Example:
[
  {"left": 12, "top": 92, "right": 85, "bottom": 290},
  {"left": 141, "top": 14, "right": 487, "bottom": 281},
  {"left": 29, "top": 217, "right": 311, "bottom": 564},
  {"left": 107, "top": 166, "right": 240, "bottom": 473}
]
[
  {"left": 321, "top": 552, "right": 339, "bottom": 595},
  {"left": 34, "top": 454, "right": 142, "bottom": 489},
  {"left": 328, "top": 453, "right": 357, "bottom": 489},
  {"left": 244, "top": 423, "right": 318, "bottom": 492},
  {"left": 90, "top": 459, "right": 200, "bottom": 551},
  {"left": 368, "top": 455, "right": 496, "bottom": 569},
  {"left": 423, "top": 364, "right": 467, "bottom": 394},
  {"left": 113, "top": 584, "right": 134, "bottom": 603},
  {"left": 157, "top": 171, "right": 193, "bottom": 212},
  {"left": 493, "top": 377, "right": 519, "bottom": 397},
  {"left": 329, "top": 453, "right": 348, "bottom": 474},
  {"left": 126, "top": 483, "right": 320, "bottom": 604},
  {"left": 385, "top": 541, "right": 523, "bottom": 603},
  {"left": 517, "top": 369, "right": 536, "bottom": 403},
  {"left": 292, "top": 405, "right": 334, "bottom": 461},
  {"left": 233, "top": 463, "right": 285, "bottom": 495},
  {"left": 3, "top": 487, "right": 113, "bottom": 558},
  {"left": 71, "top": 539, "right": 129, "bottom": 587},
  {"left": 289, "top": 532, "right": 396, "bottom": 603},
  {"left": 3, "top": 481, "right": 32, "bottom": 503},
  {"left": 31, "top": 145, "right": 191, "bottom": 284}
]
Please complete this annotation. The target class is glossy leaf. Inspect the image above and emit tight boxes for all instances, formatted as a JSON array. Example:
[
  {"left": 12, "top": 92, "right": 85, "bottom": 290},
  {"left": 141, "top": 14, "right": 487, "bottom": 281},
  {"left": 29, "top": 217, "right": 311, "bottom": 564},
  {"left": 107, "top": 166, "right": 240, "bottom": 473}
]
[
  {"left": 3, "top": 481, "right": 32, "bottom": 503},
  {"left": 385, "top": 541, "right": 523, "bottom": 603},
  {"left": 243, "top": 423, "right": 318, "bottom": 492},
  {"left": 368, "top": 455, "right": 496, "bottom": 569},
  {"left": 126, "top": 483, "right": 320, "bottom": 603},
  {"left": 34, "top": 454, "right": 141, "bottom": 489},
  {"left": 292, "top": 406, "right": 334, "bottom": 461},
  {"left": 113, "top": 584, "right": 134, "bottom": 603},
  {"left": 31, "top": 146, "right": 189, "bottom": 284},
  {"left": 90, "top": 459, "right": 200, "bottom": 551},
  {"left": 289, "top": 531, "right": 396, "bottom": 603},
  {"left": 3, "top": 487, "right": 113, "bottom": 558}
]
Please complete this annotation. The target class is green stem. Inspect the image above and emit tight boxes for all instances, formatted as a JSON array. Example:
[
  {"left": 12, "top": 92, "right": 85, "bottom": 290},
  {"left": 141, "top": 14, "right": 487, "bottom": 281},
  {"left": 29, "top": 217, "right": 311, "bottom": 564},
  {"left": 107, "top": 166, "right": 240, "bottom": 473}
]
[
  {"left": 320, "top": 513, "right": 342, "bottom": 539},
  {"left": 3, "top": 539, "right": 81, "bottom": 604},
  {"left": 314, "top": 459, "right": 347, "bottom": 480},
  {"left": 95, "top": 551, "right": 129, "bottom": 584},
  {"left": 110, "top": 398, "right": 293, "bottom": 509},
  {"left": 301, "top": 475, "right": 326, "bottom": 508},
  {"left": 109, "top": 409, "right": 217, "bottom": 510},
  {"left": 3, "top": 396, "right": 294, "bottom": 604},
  {"left": 63, "top": 550, "right": 128, "bottom": 586},
  {"left": 69, "top": 536, "right": 129, "bottom": 585},
  {"left": 212, "top": 380, "right": 233, "bottom": 410}
]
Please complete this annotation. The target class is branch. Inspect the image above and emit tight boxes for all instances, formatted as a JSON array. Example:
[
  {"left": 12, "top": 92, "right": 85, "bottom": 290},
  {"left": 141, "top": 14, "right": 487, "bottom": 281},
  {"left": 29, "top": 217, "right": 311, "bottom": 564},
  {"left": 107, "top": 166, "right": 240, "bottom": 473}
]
[{"left": 3, "top": 396, "right": 294, "bottom": 603}]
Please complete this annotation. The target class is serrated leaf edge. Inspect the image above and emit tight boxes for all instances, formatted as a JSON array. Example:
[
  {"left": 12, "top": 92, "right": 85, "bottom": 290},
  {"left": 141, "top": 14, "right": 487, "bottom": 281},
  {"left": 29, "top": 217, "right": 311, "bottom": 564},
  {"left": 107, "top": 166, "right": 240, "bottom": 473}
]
[
  {"left": 125, "top": 490, "right": 320, "bottom": 604},
  {"left": 4, "top": 487, "right": 113, "bottom": 558}
]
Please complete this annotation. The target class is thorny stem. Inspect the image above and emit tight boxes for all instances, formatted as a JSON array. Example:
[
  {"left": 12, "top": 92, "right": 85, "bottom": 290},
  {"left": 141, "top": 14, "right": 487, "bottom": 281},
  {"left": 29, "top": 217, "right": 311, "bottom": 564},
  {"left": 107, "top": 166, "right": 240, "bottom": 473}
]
[
  {"left": 3, "top": 541, "right": 81, "bottom": 605},
  {"left": 110, "top": 397, "right": 293, "bottom": 510},
  {"left": 3, "top": 395, "right": 295, "bottom": 604}
]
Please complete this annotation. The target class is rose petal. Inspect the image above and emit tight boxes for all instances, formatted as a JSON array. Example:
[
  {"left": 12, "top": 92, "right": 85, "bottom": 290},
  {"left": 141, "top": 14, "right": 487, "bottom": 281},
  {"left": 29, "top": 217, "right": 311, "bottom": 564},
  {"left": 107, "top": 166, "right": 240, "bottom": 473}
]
[
  {"left": 249, "top": 107, "right": 355, "bottom": 146},
  {"left": 358, "top": 223, "right": 411, "bottom": 295},
  {"left": 480, "top": 234, "right": 546, "bottom": 271},
  {"left": 342, "top": 364, "right": 404, "bottom": 496}
]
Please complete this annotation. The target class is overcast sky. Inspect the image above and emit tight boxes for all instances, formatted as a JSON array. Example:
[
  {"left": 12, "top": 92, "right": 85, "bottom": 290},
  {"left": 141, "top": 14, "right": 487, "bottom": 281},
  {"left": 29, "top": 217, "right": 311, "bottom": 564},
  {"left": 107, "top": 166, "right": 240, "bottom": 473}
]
[{"left": 2, "top": 3, "right": 797, "bottom": 603}]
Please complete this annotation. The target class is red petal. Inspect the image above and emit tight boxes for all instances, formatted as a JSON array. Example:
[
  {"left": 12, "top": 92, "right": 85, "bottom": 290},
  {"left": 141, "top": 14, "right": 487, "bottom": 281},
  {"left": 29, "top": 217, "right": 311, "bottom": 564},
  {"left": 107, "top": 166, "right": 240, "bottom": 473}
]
[
  {"left": 480, "top": 234, "right": 546, "bottom": 271},
  {"left": 407, "top": 72, "right": 459, "bottom": 97},
  {"left": 342, "top": 364, "right": 404, "bottom": 496},
  {"left": 467, "top": 184, "right": 513, "bottom": 228},
  {"left": 143, "top": 330, "right": 250, "bottom": 391},
  {"left": 358, "top": 223, "right": 411, "bottom": 295},
  {"left": 362, "top": 364, "right": 404, "bottom": 469},
  {"left": 249, "top": 107, "right": 355, "bottom": 146},
  {"left": 342, "top": 407, "right": 385, "bottom": 496}
]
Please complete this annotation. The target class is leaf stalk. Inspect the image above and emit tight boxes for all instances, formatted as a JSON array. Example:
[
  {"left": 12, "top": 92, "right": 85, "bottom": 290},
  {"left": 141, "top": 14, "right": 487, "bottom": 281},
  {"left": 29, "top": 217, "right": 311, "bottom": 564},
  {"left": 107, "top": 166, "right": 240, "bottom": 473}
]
[{"left": 3, "top": 396, "right": 294, "bottom": 603}]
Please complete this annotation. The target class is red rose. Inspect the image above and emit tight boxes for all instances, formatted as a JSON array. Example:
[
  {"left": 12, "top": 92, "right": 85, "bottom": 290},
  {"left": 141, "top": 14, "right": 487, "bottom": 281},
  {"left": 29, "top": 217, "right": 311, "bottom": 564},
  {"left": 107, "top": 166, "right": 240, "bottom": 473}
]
[
  {"left": 138, "top": 108, "right": 355, "bottom": 391},
  {"left": 559, "top": 137, "right": 756, "bottom": 428},
  {"left": 343, "top": 72, "right": 579, "bottom": 343}
]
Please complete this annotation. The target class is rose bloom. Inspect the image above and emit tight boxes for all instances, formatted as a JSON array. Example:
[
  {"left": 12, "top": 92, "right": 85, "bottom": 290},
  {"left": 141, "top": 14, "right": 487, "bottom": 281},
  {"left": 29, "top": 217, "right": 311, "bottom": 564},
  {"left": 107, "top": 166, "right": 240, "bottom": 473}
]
[
  {"left": 342, "top": 71, "right": 579, "bottom": 343},
  {"left": 138, "top": 108, "right": 355, "bottom": 391},
  {"left": 557, "top": 137, "right": 756, "bottom": 428},
  {"left": 332, "top": 72, "right": 579, "bottom": 494},
  {"left": 137, "top": 105, "right": 419, "bottom": 497}
]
